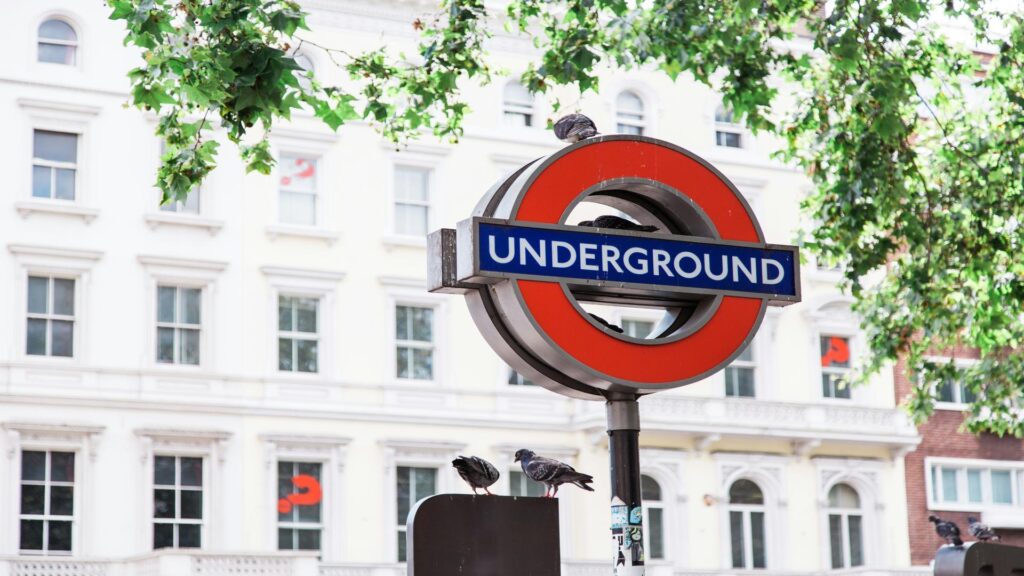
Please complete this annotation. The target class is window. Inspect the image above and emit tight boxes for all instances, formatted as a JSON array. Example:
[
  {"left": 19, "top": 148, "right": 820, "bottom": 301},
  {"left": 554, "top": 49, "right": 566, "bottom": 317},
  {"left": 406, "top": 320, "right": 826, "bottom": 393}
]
[
  {"left": 397, "top": 466, "right": 436, "bottom": 562},
  {"left": 38, "top": 19, "right": 77, "bottom": 65},
  {"left": 503, "top": 82, "right": 534, "bottom": 127},
  {"left": 827, "top": 483, "right": 864, "bottom": 568},
  {"left": 509, "top": 470, "right": 546, "bottom": 497},
  {"left": 642, "top": 475, "right": 665, "bottom": 560},
  {"left": 725, "top": 345, "right": 756, "bottom": 398},
  {"left": 20, "top": 451, "right": 75, "bottom": 554},
  {"left": 729, "top": 479, "right": 766, "bottom": 569},
  {"left": 32, "top": 130, "right": 77, "bottom": 200},
  {"left": 278, "top": 154, "right": 318, "bottom": 226},
  {"left": 393, "top": 166, "right": 431, "bottom": 237},
  {"left": 278, "top": 296, "right": 319, "bottom": 373},
  {"left": 715, "top": 105, "right": 743, "bottom": 148},
  {"left": 153, "top": 455, "right": 203, "bottom": 549},
  {"left": 929, "top": 462, "right": 1020, "bottom": 507},
  {"left": 396, "top": 305, "right": 434, "bottom": 380},
  {"left": 936, "top": 372, "right": 977, "bottom": 406},
  {"left": 820, "top": 335, "right": 851, "bottom": 399},
  {"left": 278, "top": 461, "right": 322, "bottom": 551},
  {"left": 159, "top": 143, "right": 200, "bottom": 214},
  {"left": 616, "top": 91, "right": 645, "bottom": 135},
  {"left": 26, "top": 276, "right": 74, "bottom": 358},
  {"left": 157, "top": 286, "right": 201, "bottom": 365},
  {"left": 622, "top": 319, "right": 655, "bottom": 339},
  {"left": 508, "top": 369, "right": 535, "bottom": 386}
]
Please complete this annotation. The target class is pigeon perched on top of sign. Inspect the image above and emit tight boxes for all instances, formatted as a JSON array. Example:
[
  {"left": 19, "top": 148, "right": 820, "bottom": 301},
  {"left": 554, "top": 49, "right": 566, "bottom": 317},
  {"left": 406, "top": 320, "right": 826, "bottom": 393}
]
[
  {"left": 452, "top": 456, "right": 500, "bottom": 495},
  {"left": 929, "top": 515, "right": 964, "bottom": 546},
  {"left": 515, "top": 448, "right": 594, "bottom": 497},
  {"left": 553, "top": 113, "right": 599, "bottom": 143},
  {"left": 967, "top": 516, "right": 999, "bottom": 542}
]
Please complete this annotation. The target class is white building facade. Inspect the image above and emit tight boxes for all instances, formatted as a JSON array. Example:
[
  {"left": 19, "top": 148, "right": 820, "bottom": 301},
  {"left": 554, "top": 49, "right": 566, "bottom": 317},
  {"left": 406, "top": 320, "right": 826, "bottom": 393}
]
[{"left": 0, "top": 1, "right": 923, "bottom": 576}]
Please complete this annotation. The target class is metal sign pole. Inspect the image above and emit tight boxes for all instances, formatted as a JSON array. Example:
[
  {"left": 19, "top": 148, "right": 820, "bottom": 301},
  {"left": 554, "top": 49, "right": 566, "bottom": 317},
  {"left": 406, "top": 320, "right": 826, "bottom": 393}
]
[{"left": 607, "top": 393, "right": 644, "bottom": 575}]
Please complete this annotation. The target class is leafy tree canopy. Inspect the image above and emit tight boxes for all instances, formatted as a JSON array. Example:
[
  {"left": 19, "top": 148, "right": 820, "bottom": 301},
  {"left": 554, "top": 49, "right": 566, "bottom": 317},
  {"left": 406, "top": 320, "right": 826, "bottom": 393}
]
[{"left": 110, "top": 0, "right": 1024, "bottom": 435}]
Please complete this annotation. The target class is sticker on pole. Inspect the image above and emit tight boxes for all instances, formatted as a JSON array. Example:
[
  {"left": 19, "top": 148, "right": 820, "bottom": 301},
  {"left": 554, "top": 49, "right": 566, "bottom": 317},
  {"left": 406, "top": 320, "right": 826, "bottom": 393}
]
[{"left": 429, "top": 135, "right": 801, "bottom": 399}]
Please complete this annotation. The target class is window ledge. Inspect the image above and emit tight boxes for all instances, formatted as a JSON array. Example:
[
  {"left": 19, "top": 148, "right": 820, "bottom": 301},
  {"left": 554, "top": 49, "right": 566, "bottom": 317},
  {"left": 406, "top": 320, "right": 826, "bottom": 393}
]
[
  {"left": 934, "top": 402, "right": 970, "bottom": 412},
  {"left": 145, "top": 212, "right": 224, "bottom": 235},
  {"left": 15, "top": 200, "right": 99, "bottom": 223},
  {"left": 266, "top": 225, "right": 338, "bottom": 245},
  {"left": 382, "top": 235, "right": 427, "bottom": 249}
]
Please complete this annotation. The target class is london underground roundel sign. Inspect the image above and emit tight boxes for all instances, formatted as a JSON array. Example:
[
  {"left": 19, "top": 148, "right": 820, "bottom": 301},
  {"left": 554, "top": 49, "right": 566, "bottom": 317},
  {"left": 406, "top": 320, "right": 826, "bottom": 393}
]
[{"left": 428, "top": 135, "right": 800, "bottom": 400}]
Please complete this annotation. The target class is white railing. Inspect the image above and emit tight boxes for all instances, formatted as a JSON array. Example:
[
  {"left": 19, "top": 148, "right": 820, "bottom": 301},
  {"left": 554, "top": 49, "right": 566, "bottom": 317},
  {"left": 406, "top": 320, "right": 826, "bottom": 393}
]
[
  {"left": 5, "top": 558, "right": 109, "bottom": 576},
  {"left": 0, "top": 552, "right": 319, "bottom": 576},
  {"left": 317, "top": 564, "right": 402, "bottom": 576},
  {"left": 561, "top": 563, "right": 932, "bottom": 576}
]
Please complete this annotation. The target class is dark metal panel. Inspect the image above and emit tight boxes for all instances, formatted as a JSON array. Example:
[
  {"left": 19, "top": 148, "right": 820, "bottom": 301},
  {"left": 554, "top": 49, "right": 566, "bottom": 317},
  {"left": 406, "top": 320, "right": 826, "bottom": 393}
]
[{"left": 935, "top": 543, "right": 1024, "bottom": 576}]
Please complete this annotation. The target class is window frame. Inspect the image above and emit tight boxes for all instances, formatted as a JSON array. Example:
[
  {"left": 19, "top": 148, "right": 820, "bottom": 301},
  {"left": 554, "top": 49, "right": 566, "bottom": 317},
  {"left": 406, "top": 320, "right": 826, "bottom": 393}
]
[
  {"left": 724, "top": 343, "right": 758, "bottom": 398},
  {"left": 615, "top": 90, "right": 647, "bottom": 136},
  {"left": 155, "top": 285, "right": 203, "bottom": 366},
  {"left": 727, "top": 480, "right": 768, "bottom": 570},
  {"left": 394, "top": 303, "right": 437, "bottom": 382},
  {"left": 819, "top": 333, "right": 854, "bottom": 400},
  {"left": 391, "top": 164, "right": 433, "bottom": 239},
  {"left": 275, "top": 152, "right": 323, "bottom": 228},
  {"left": 18, "top": 450, "right": 77, "bottom": 555},
  {"left": 277, "top": 294, "right": 322, "bottom": 374},
  {"left": 276, "top": 459, "right": 325, "bottom": 551},
  {"left": 151, "top": 454, "right": 207, "bottom": 550},
  {"left": 714, "top": 104, "right": 745, "bottom": 149},
  {"left": 263, "top": 267, "right": 342, "bottom": 380},
  {"left": 925, "top": 456, "right": 1023, "bottom": 512},
  {"left": 36, "top": 16, "right": 80, "bottom": 67},
  {"left": 641, "top": 474, "right": 666, "bottom": 561},
  {"left": 502, "top": 81, "right": 535, "bottom": 128},
  {"left": 25, "top": 275, "right": 77, "bottom": 359},
  {"left": 927, "top": 356, "right": 979, "bottom": 410},
  {"left": 825, "top": 483, "right": 865, "bottom": 569},
  {"left": 716, "top": 457, "right": 785, "bottom": 570},
  {"left": 31, "top": 130, "right": 79, "bottom": 201}
]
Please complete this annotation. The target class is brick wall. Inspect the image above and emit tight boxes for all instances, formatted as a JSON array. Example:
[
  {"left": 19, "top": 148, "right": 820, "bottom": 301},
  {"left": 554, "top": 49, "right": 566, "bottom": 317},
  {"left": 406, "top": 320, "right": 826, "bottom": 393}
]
[{"left": 895, "top": 354, "right": 1024, "bottom": 564}]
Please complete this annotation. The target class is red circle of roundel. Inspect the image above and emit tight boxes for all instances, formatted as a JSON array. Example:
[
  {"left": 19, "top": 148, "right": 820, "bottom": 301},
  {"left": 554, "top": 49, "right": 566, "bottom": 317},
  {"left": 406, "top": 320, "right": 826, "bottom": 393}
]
[{"left": 512, "top": 139, "right": 764, "bottom": 387}]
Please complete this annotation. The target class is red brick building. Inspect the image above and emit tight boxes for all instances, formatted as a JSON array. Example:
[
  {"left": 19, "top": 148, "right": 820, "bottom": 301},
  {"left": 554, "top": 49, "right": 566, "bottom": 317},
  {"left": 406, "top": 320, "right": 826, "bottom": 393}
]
[{"left": 896, "top": 354, "right": 1024, "bottom": 565}]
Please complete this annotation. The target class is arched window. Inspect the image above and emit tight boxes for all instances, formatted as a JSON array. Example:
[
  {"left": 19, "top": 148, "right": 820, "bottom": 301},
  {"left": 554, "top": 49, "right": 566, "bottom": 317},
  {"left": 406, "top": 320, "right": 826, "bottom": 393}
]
[
  {"left": 729, "top": 479, "right": 766, "bottom": 569},
  {"left": 616, "top": 91, "right": 645, "bottom": 135},
  {"left": 38, "top": 19, "right": 77, "bottom": 65},
  {"left": 827, "top": 483, "right": 864, "bottom": 568},
  {"left": 502, "top": 82, "right": 534, "bottom": 127},
  {"left": 641, "top": 475, "right": 664, "bottom": 560},
  {"left": 715, "top": 105, "right": 743, "bottom": 148}
]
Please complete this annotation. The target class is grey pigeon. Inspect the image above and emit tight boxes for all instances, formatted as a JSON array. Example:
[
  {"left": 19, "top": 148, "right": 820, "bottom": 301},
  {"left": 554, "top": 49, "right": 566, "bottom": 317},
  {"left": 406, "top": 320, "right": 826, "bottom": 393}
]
[
  {"left": 588, "top": 313, "right": 624, "bottom": 334},
  {"left": 967, "top": 516, "right": 999, "bottom": 542},
  {"left": 514, "top": 449, "right": 594, "bottom": 497},
  {"left": 579, "top": 215, "right": 658, "bottom": 233},
  {"left": 929, "top": 515, "right": 964, "bottom": 546},
  {"left": 452, "top": 456, "right": 500, "bottom": 495},
  {"left": 553, "top": 113, "right": 599, "bottom": 143}
]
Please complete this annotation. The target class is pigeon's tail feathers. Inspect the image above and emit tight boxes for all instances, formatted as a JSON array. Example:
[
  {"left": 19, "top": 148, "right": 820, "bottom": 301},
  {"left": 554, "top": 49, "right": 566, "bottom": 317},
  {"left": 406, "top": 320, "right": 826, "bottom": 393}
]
[{"left": 567, "top": 471, "right": 595, "bottom": 491}]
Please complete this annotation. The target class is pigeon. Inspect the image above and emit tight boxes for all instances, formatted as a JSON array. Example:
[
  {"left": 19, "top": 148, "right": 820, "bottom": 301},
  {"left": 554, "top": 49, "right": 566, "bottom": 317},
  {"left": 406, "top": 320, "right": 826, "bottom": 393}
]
[
  {"left": 967, "top": 516, "right": 999, "bottom": 542},
  {"left": 452, "top": 456, "right": 500, "bottom": 495},
  {"left": 578, "top": 215, "right": 658, "bottom": 233},
  {"left": 588, "top": 313, "right": 624, "bottom": 333},
  {"left": 514, "top": 448, "right": 594, "bottom": 497},
  {"left": 929, "top": 515, "right": 964, "bottom": 546},
  {"left": 553, "top": 113, "right": 599, "bottom": 143}
]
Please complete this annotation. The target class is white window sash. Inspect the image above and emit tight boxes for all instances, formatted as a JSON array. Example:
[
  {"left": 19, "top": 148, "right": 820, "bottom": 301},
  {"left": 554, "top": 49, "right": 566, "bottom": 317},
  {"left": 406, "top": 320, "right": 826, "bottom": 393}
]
[{"left": 19, "top": 451, "right": 76, "bottom": 555}]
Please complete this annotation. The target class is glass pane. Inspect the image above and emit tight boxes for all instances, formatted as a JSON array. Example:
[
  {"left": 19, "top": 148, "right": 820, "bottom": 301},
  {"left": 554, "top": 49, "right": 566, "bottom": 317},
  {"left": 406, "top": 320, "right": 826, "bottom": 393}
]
[
  {"left": 504, "top": 82, "right": 532, "bottom": 106},
  {"left": 412, "top": 349, "right": 434, "bottom": 380},
  {"left": 726, "top": 367, "right": 756, "bottom": 397},
  {"left": 396, "top": 467, "right": 411, "bottom": 524},
  {"left": 509, "top": 471, "right": 525, "bottom": 497},
  {"left": 155, "top": 456, "right": 176, "bottom": 485},
  {"left": 751, "top": 511, "right": 766, "bottom": 568},
  {"left": 179, "top": 329, "right": 200, "bottom": 365},
  {"left": 297, "top": 498, "right": 321, "bottom": 523},
  {"left": 941, "top": 468, "right": 958, "bottom": 502},
  {"left": 158, "top": 287, "right": 176, "bottom": 323},
  {"left": 21, "top": 485, "right": 45, "bottom": 515},
  {"left": 178, "top": 524, "right": 201, "bottom": 548},
  {"left": 297, "top": 339, "right": 318, "bottom": 373},
  {"left": 20, "top": 520, "right": 43, "bottom": 551},
  {"left": 411, "top": 308, "right": 433, "bottom": 342},
  {"left": 180, "top": 288, "right": 201, "bottom": 325},
  {"left": 641, "top": 475, "right": 661, "bottom": 501},
  {"left": 26, "top": 319, "right": 47, "bottom": 356},
  {"left": 716, "top": 131, "right": 742, "bottom": 148},
  {"left": 180, "top": 490, "right": 202, "bottom": 519},
  {"left": 50, "top": 486, "right": 74, "bottom": 516},
  {"left": 936, "top": 378, "right": 955, "bottom": 403},
  {"left": 28, "top": 277, "right": 49, "bottom": 313},
  {"left": 829, "top": 514, "right": 844, "bottom": 568},
  {"left": 414, "top": 468, "right": 436, "bottom": 502},
  {"left": 32, "top": 165, "right": 51, "bottom": 198},
  {"left": 297, "top": 529, "right": 320, "bottom": 551},
  {"left": 49, "top": 521, "right": 72, "bottom": 551},
  {"left": 395, "top": 167, "right": 429, "bottom": 202},
  {"left": 154, "top": 489, "right": 175, "bottom": 518},
  {"left": 181, "top": 190, "right": 200, "bottom": 214},
  {"left": 39, "top": 20, "right": 77, "bottom": 41},
  {"left": 729, "top": 479, "right": 764, "bottom": 504},
  {"left": 820, "top": 336, "right": 851, "bottom": 367},
  {"left": 279, "top": 156, "right": 317, "bottom": 192},
  {"left": 153, "top": 523, "right": 174, "bottom": 549},
  {"left": 849, "top": 515, "right": 864, "bottom": 567},
  {"left": 395, "top": 204, "right": 428, "bottom": 236},
  {"left": 55, "top": 168, "right": 75, "bottom": 200},
  {"left": 38, "top": 42, "right": 75, "bottom": 65},
  {"left": 278, "top": 528, "right": 293, "bottom": 550},
  {"left": 298, "top": 462, "right": 321, "bottom": 478},
  {"left": 50, "top": 451, "right": 74, "bottom": 482},
  {"left": 279, "top": 191, "right": 317, "bottom": 226},
  {"left": 967, "top": 469, "right": 983, "bottom": 503},
  {"left": 715, "top": 106, "right": 735, "bottom": 123},
  {"left": 618, "top": 123, "right": 643, "bottom": 135},
  {"left": 729, "top": 511, "right": 745, "bottom": 568},
  {"left": 961, "top": 383, "right": 978, "bottom": 404},
  {"left": 931, "top": 466, "right": 939, "bottom": 501},
  {"left": 828, "top": 483, "right": 860, "bottom": 508},
  {"left": 622, "top": 320, "right": 654, "bottom": 338},
  {"left": 396, "top": 306, "right": 409, "bottom": 340},
  {"left": 22, "top": 451, "right": 46, "bottom": 481},
  {"left": 295, "top": 298, "right": 317, "bottom": 333},
  {"left": 278, "top": 338, "right": 294, "bottom": 371},
  {"left": 504, "top": 111, "right": 531, "bottom": 127},
  {"left": 34, "top": 131, "right": 77, "bottom": 163},
  {"left": 617, "top": 91, "right": 644, "bottom": 114},
  {"left": 278, "top": 297, "right": 293, "bottom": 331},
  {"left": 648, "top": 507, "right": 664, "bottom": 560},
  {"left": 157, "top": 327, "right": 175, "bottom": 363},
  {"left": 992, "top": 470, "right": 1013, "bottom": 504},
  {"left": 53, "top": 279, "right": 74, "bottom": 316},
  {"left": 398, "top": 530, "right": 407, "bottom": 563},
  {"left": 396, "top": 347, "right": 410, "bottom": 379},
  {"left": 180, "top": 458, "right": 203, "bottom": 486},
  {"left": 51, "top": 320, "right": 74, "bottom": 357}
]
